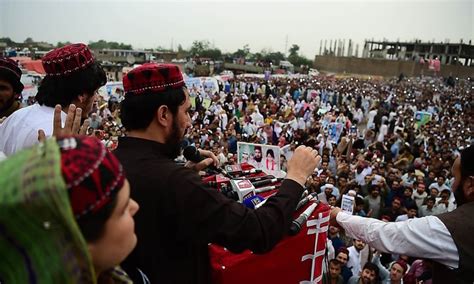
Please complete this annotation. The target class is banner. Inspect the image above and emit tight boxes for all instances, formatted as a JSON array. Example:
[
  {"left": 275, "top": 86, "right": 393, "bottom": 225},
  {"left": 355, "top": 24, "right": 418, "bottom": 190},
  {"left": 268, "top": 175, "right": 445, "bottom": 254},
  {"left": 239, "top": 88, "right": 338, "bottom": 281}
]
[
  {"left": 237, "top": 142, "right": 281, "bottom": 177},
  {"left": 185, "top": 77, "right": 219, "bottom": 98},
  {"left": 414, "top": 111, "right": 432, "bottom": 128},
  {"left": 328, "top": 122, "right": 344, "bottom": 144}
]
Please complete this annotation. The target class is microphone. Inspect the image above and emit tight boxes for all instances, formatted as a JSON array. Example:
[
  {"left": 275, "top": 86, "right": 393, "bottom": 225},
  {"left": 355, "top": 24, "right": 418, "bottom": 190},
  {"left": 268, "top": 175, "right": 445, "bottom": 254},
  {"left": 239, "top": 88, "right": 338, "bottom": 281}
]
[
  {"left": 252, "top": 178, "right": 283, "bottom": 188},
  {"left": 229, "top": 179, "right": 256, "bottom": 202},
  {"left": 295, "top": 192, "right": 317, "bottom": 211},
  {"left": 243, "top": 195, "right": 265, "bottom": 209},
  {"left": 183, "top": 145, "right": 230, "bottom": 177},
  {"left": 289, "top": 202, "right": 317, "bottom": 236},
  {"left": 254, "top": 185, "right": 277, "bottom": 194}
]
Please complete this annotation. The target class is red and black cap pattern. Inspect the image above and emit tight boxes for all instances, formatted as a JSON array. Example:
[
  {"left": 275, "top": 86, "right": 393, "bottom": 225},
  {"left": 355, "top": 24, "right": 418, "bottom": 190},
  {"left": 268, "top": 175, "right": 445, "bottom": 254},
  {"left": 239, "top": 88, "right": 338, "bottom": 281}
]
[
  {"left": 0, "top": 57, "right": 24, "bottom": 93},
  {"left": 42, "top": 43, "right": 95, "bottom": 76},
  {"left": 58, "top": 136, "right": 125, "bottom": 219},
  {"left": 123, "top": 63, "right": 185, "bottom": 95}
]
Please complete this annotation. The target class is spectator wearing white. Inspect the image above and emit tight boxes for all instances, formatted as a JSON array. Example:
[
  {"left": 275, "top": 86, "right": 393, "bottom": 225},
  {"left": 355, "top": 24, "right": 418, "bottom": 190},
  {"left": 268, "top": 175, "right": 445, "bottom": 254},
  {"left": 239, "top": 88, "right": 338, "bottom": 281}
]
[
  {"left": 419, "top": 197, "right": 438, "bottom": 217},
  {"left": 429, "top": 175, "right": 450, "bottom": 192},
  {"left": 347, "top": 239, "right": 368, "bottom": 277}
]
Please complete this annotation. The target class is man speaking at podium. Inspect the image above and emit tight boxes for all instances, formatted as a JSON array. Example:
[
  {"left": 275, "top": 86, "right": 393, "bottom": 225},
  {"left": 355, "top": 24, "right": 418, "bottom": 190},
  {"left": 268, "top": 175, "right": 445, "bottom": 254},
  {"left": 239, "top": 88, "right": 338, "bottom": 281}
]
[
  {"left": 114, "top": 63, "right": 321, "bottom": 283},
  {"left": 330, "top": 146, "right": 474, "bottom": 283}
]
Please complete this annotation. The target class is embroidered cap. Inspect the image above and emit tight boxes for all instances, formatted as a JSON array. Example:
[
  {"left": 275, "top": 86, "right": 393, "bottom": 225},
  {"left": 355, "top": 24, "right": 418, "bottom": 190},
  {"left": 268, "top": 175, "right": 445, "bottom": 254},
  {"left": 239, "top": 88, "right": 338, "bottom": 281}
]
[
  {"left": 42, "top": 43, "right": 95, "bottom": 76},
  {"left": 123, "top": 63, "right": 185, "bottom": 95},
  {"left": 58, "top": 136, "right": 125, "bottom": 219},
  {"left": 0, "top": 57, "right": 24, "bottom": 93}
]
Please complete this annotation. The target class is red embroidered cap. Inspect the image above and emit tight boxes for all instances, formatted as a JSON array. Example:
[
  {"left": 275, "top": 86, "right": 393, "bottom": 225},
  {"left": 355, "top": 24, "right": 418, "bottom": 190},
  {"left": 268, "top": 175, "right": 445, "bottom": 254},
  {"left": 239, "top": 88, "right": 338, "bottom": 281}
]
[
  {"left": 0, "top": 57, "right": 24, "bottom": 93},
  {"left": 123, "top": 63, "right": 185, "bottom": 95},
  {"left": 42, "top": 43, "right": 95, "bottom": 76},
  {"left": 58, "top": 136, "right": 125, "bottom": 219}
]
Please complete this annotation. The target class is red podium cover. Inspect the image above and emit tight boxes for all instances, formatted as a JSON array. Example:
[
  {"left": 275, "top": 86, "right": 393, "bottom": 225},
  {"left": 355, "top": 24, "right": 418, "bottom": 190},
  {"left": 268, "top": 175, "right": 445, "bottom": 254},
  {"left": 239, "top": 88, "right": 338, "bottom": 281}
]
[{"left": 209, "top": 202, "right": 331, "bottom": 284}]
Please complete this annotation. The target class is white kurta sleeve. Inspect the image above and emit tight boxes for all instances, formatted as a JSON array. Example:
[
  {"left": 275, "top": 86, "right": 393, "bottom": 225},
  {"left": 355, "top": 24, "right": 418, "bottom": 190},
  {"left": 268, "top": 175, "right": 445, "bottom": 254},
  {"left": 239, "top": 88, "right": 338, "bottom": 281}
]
[{"left": 336, "top": 212, "right": 459, "bottom": 268}]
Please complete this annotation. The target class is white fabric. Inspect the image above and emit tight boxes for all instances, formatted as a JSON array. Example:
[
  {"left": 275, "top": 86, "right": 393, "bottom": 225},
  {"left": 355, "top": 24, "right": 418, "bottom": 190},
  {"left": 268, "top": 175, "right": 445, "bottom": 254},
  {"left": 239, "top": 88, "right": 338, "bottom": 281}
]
[
  {"left": 0, "top": 104, "right": 66, "bottom": 156},
  {"left": 347, "top": 246, "right": 363, "bottom": 276},
  {"left": 336, "top": 212, "right": 459, "bottom": 268}
]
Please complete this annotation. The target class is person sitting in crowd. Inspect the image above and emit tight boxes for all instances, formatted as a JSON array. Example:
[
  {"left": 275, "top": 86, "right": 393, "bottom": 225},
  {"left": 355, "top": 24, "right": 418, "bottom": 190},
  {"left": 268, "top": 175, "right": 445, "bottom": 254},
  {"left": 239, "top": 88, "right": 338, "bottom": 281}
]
[{"left": 0, "top": 136, "right": 141, "bottom": 283}]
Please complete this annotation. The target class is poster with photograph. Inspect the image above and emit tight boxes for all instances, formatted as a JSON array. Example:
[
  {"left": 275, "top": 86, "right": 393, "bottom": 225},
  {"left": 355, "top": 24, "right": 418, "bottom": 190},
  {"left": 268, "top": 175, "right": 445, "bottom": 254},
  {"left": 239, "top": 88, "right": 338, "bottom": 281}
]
[
  {"left": 414, "top": 111, "right": 432, "bottom": 128},
  {"left": 328, "top": 122, "right": 344, "bottom": 144},
  {"left": 238, "top": 142, "right": 282, "bottom": 177}
]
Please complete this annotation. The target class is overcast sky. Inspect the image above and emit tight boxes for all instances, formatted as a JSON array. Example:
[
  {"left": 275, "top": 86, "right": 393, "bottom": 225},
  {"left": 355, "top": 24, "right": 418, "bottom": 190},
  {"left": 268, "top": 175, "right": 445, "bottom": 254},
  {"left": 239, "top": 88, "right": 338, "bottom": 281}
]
[{"left": 1, "top": 0, "right": 472, "bottom": 58}]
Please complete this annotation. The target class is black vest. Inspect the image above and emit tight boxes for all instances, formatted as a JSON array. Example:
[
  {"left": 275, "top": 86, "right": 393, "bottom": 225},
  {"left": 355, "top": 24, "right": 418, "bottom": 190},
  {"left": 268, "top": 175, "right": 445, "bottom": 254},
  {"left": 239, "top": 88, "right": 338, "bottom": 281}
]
[{"left": 434, "top": 202, "right": 474, "bottom": 283}]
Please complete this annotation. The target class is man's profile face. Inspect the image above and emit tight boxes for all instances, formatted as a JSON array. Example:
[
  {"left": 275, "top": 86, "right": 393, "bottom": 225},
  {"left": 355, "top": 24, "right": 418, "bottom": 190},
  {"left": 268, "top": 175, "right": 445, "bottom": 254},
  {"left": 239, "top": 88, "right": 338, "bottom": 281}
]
[
  {"left": 167, "top": 89, "right": 192, "bottom": 157},
  {"left": 0, "top": 79, "right": 15, "bottom": 111}
]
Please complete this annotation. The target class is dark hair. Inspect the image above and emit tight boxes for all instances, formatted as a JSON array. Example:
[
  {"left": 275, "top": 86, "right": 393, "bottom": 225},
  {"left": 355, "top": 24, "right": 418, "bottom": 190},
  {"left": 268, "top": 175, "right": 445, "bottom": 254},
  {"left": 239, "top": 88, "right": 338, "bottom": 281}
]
[
  {"left": 266, "top": 149, "right": 275, "bottom": 158},
  {"left": 406, "top": 203, "right": 418, "bottom": 211},
  {"left": 460, "top": 146, "right": 474, "bottom": 180},
  {"left": 76, "top": 193, "right": 118, "bottom": 242},
  {"left": 0, "top": 69, "right": 23, "bottom": 94},
  {"left": 120, "top": 87, "right": 186, "bottom": 130},
  {"left": 363, "top": 262, "right": 380, "bottom": 275},
  {"left": 36, "top": 62, "right": 106, "bottom": 108},
  {"left": 329, "top": 259, "right": 342, "bottom": 268}
]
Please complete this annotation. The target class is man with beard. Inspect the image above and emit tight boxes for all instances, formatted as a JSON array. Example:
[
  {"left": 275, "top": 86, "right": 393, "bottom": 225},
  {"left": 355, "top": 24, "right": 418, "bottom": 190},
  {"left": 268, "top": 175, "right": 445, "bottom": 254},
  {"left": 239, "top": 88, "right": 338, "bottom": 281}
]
[
  {"left": 0, "top": 57, "right": 23, "bottom": 119},
  {"left": 251, "top": 145, "right": 264, "bottom": 168},
  {"left": 114, "top": 63, "right": 321, "bottom": 284},
  {"left": 330, "top": 146, "right": 474, "bottom": 283},
  {"left": 0, "top": 43, "right": 104, "bottom": 156}
]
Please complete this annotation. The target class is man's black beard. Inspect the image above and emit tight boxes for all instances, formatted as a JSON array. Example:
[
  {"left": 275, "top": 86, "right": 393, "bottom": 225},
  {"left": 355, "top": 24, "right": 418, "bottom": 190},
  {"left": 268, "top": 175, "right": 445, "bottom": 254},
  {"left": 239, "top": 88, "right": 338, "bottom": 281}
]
[
  {"left": 454, "top": 185, "right": 467, "bottom": 207},
  {"left": 255, "top": 156, "right": 262, "bottom": 163},
  {"left": 166, "top": 119, "right": 183, "bottom": 159}
]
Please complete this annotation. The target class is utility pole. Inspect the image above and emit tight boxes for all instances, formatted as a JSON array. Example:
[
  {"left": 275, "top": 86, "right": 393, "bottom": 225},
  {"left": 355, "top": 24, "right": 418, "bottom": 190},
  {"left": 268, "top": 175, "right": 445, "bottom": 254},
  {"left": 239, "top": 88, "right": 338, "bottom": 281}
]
[{"left": 285, "top": 35, "right": 288, "bottom": 57}]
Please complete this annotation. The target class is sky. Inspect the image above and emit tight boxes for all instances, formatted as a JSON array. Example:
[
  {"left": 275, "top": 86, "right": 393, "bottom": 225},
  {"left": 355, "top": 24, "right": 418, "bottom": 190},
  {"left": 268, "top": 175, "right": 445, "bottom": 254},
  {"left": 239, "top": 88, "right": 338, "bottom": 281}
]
[{"left": 0, "top": 0, "right": 472, "bottom": 58}]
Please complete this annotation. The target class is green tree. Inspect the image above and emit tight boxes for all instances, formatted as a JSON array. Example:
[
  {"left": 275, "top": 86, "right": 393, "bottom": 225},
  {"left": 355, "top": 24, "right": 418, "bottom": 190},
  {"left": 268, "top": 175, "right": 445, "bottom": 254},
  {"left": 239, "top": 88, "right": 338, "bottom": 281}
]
[
  {"left": 288, "top": 44, "right": 300, "bottom": 56},
  {"left": 189, "top": 40, "right": 211, "bottom": 56},
  {"left": 232, "top": 44, "right": 251, "bottom": 59},
  {"left": 57, "top": 41, "right": 72, "bottom": 48},
  {"left": 0, "top": 37, "right": 16, "bottom": 45},
  {"left": 287, "top": 44, "right": 312, "bottom": 67}
]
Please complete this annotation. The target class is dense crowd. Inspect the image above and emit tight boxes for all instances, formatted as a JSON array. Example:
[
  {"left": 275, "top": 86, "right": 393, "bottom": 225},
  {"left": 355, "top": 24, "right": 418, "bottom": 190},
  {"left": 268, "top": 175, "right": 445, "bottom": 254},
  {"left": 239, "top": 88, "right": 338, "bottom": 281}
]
[
  {"left": 67, "top": 72, "right": 472, "bottom": 283},
  {"left": 0, "top": 42, "right": 473, "bottom": 283}
]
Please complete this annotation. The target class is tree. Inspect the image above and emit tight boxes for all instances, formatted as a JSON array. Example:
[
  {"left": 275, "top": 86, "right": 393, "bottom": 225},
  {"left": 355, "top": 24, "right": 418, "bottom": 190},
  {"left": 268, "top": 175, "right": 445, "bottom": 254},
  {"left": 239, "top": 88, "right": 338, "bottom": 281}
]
[
  {"left": 232, "top": 44, "right": 251, "bottom": 59},
  {"left": 57, "top": 41, "right": 72, "bottom": 48},
  {"left": 88, "top": 40, "right": 132, "bottom": 50},
  {"left": 24, "top": 37, "right": 34, "bottom": 44},
  {"left": 287, "top": 43, "right": 312, "bottom": 67},
  {"left": 189, "top": 40, "right": 211, "bottom": 56},
  {"left": 0, "top": 37, "right": 16, "bottom": 45},
  {"left": 289, "top": 44, "right": 300, "bottom": 56}
]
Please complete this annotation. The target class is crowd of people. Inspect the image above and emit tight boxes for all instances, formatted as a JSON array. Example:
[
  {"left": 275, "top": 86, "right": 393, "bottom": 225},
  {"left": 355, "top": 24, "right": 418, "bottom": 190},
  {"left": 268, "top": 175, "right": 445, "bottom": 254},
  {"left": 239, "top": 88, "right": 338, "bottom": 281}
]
[{"left": 0, "top": 42, "right": 473, "bottom": 284}]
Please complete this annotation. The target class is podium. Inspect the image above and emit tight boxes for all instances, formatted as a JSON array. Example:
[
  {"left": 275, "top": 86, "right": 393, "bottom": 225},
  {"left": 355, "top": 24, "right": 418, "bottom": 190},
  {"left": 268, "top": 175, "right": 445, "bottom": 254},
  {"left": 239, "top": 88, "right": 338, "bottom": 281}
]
[{"left": 205, "top": 164, "right": 331, "bottom": 284}]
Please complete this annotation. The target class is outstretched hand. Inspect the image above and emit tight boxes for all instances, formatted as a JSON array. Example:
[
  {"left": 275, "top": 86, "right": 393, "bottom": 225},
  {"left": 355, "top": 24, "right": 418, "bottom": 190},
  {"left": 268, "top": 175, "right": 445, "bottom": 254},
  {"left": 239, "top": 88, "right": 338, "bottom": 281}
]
[{"left": 38, "top": 104, "right": 90, "bottom": 142}]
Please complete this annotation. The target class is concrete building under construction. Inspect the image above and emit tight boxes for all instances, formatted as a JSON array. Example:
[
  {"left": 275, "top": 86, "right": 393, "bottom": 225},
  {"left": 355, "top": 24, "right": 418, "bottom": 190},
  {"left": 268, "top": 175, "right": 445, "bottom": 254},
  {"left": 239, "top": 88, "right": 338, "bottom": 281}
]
[
  {"left": 315, "top": 38, "right": 474, "bottom": 78},
  {"left": 362, "top": 39, "right": 473, "bottom": 66}
]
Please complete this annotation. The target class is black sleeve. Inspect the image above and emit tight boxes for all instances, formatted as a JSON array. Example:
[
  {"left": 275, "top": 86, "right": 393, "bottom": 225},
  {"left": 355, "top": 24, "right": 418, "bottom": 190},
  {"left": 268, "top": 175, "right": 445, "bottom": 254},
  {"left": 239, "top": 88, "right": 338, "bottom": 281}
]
[{"left": 169, "top": 167, "right": 305, "bottom": 253}]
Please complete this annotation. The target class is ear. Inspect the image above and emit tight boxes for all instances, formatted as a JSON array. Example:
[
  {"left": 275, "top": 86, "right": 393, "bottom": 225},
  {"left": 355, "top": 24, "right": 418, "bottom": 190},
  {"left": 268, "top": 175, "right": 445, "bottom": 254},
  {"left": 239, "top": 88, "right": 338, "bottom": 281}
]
[
  {"left": 156, "top": 105, "right": 171, "bottom": 127},
  {"left": 77, "top": 93, "right": 88, "bottom": 104},
  {"left": 466, "top": 176, "right": 474, "bottom": 201}
]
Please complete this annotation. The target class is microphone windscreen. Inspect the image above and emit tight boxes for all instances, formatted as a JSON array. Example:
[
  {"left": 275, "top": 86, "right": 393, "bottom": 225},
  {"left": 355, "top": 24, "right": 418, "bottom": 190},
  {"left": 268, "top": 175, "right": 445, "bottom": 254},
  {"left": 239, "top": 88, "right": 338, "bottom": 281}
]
[
  {"left": 242, "top": 195, "right": 265, "bottom": 209},
  {"left": 183, "top": 145, "right": 201, "bottom": 162}
]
